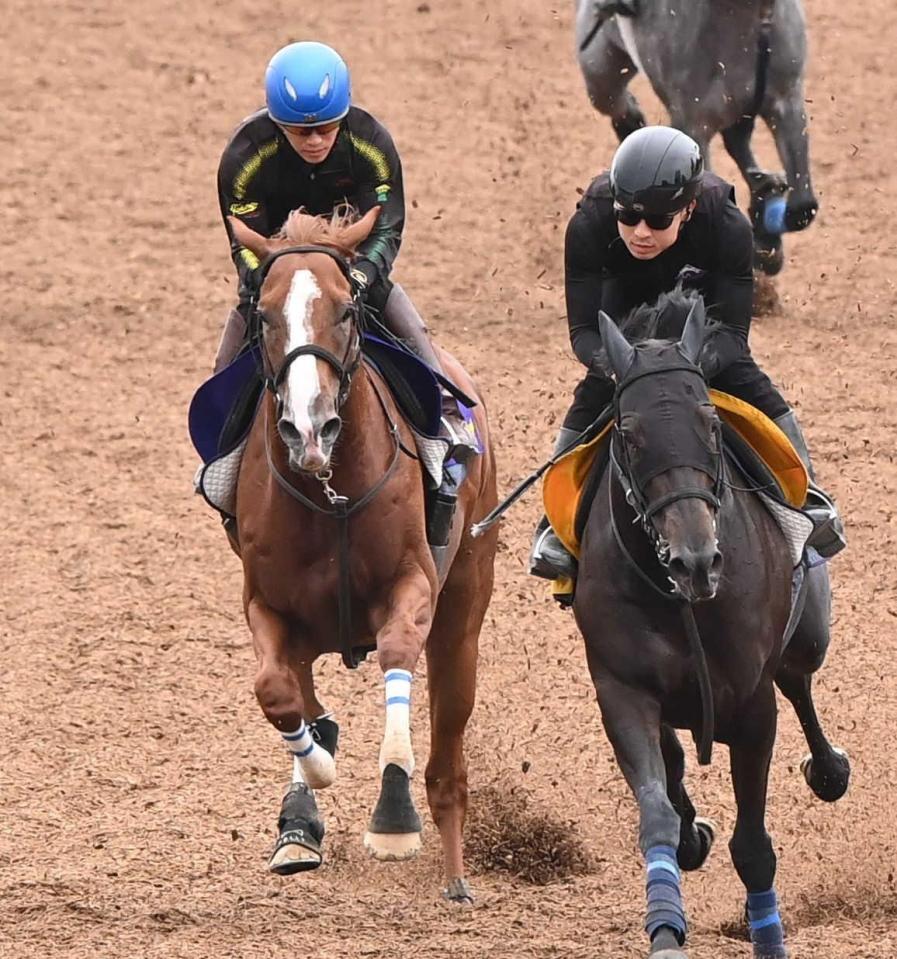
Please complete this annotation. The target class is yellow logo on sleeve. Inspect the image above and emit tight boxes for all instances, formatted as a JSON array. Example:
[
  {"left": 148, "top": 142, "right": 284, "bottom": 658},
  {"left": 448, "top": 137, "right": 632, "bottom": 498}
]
[{"left": 229, "top": 201, "right": 259, "bottom": 215}]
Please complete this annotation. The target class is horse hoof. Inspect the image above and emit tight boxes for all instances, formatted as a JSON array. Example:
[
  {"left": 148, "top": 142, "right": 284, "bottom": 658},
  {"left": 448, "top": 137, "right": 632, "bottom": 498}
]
[
  {"left": 268, "top": 829, "right": 323, "bottom": 875},
  {"left": 443, "top": 877, "right": 474, "bottom": 905},
  {"left": 363, "top": 829, "right": 422, "bottom": 861},
  {"left": 800, "top": 747, "right": 850, "bottom": 802},
  {"left": 753, "top": 238, "right": 784, "bottom": 276},
  {"left": 649, "top": 952, "right": 687, "bottom": 959},
  {"left": 678, "top": 816, "right": 715, "bottom": 871}
]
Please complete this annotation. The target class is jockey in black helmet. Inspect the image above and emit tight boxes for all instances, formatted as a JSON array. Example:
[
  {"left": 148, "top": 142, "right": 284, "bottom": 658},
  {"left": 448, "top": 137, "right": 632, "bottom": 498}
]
[{"left": 529, "top": 125, "right": 845, "bottom": 581}]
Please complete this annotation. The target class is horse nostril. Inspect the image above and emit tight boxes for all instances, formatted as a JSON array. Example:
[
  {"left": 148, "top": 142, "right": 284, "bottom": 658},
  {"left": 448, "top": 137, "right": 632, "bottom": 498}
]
[
  {"left": 668, "top": 556, "right": 689, "bottom": 581},
  {"left": 709, "top": 551, "right": 723, "bottom": 578},
  {"left": 319, "top": 416, "right": 342, "bottom": 446},
  {"left": 277, "top": 418, "right": 302, "bottom": 447}
]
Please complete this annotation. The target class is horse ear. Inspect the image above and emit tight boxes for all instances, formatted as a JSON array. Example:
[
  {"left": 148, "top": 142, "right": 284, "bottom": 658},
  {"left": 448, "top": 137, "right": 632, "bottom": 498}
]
[
  {"left": 341, "top": 206, "right": 381, "bottom": 251},
  {"left": 228, "top": 216, "right": 273, "bottom": 261},
  {"left": 679, "top": 297, "right": 707, "bottom": 365},
  {"left": 598, "top": 310, "right": 635, "bottom": 378}
]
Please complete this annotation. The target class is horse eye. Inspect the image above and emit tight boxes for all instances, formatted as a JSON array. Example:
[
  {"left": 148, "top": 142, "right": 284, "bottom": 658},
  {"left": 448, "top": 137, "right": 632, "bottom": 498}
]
[{"left": 338, "top": 305, "right": 353, "bottom": 324}]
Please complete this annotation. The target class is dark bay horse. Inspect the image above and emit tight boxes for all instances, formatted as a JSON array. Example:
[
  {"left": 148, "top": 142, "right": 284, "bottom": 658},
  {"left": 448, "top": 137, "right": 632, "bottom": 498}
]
[
  {"left": 575, "top": 0, "right": 817, "bottom": 274},
  {"left": 574, "top": 292, "right": 849, "bottom": 957},
  {"left": 226, "top": 208, "right": 497, "bottom": 901}
]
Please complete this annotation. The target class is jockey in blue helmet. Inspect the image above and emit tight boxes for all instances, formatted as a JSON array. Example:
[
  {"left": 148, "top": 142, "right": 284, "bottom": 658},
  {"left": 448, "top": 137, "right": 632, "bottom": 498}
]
[{"left": 214, "top": 41, "right": 477, "bottom": 458}]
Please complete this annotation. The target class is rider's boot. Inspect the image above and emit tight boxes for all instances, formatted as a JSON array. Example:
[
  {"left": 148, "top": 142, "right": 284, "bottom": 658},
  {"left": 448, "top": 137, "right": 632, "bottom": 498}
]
[
  {"left": 528, "top": 427, "right": 581, "bottom": 580},
  {"left": 774, "top": 409, "right": 846, "bottom": 559},
  {"left": 213, "top": 306, "right": 248, "bottom": 374},
  {"left": 383, "top": 284, "right": 479, "bottom": 462}
]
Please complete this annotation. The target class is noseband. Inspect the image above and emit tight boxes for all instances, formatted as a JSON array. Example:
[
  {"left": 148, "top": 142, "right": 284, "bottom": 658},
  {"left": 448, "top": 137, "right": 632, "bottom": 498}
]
[
  {"left": 609, "top": 359, "right": 723, "bottom": 572},
  {"left": 249, "top": 244, "right": 366, "bottom": 412}
]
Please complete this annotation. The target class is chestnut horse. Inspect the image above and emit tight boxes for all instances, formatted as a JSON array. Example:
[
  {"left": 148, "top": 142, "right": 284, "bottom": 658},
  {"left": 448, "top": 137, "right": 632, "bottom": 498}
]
[{"left": 226, "top": 208, "right": 497, "bottom": 901}]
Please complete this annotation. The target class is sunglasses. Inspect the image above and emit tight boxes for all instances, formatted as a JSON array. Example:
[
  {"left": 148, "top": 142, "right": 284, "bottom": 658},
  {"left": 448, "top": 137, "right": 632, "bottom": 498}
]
[
  {"left": 614, "top": 206, "right": 680, "bottom": 230},
  {"left": 279, "top": 120, "right": 342, "bottom": 138}
]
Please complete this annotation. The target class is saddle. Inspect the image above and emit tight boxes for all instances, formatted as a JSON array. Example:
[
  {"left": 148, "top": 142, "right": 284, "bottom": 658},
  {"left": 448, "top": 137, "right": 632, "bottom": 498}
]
[{"left": 543, "top": 390, "right": 813, "bottom": 567}]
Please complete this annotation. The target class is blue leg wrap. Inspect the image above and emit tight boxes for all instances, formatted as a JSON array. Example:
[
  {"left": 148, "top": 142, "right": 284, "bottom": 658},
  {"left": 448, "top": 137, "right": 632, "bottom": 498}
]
[
  {"left": 645, "top": 845, "right": 687, "bottom": 945},
  {"left": 747, "top": 889, "right": 787, "bottom": 957}
]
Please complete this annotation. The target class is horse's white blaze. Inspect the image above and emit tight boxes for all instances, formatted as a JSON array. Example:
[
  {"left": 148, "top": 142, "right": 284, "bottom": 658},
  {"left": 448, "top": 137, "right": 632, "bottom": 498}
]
[
  {"left": 616, "top": 15, "right": 646, "bottom": 75},
  {"left": 282, "top": 269, "right": 322, "bottom": 435},
  {"left": 379, "top": 668, "right": 415, "bottom": 777}
]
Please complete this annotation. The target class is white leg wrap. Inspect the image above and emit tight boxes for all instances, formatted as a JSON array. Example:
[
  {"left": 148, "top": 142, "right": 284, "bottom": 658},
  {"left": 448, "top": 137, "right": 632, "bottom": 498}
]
[
  {"left": 281, "top": 721, "right": 336, "bottom": 789},
  {"left": 379, "top": 668, "right": 414, "bottom": 777}
]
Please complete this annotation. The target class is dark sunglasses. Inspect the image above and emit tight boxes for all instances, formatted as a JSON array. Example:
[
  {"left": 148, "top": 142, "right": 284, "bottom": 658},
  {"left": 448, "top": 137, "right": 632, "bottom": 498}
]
[{"left": 614, "top": 207, "right": 679, "bottom": 230}]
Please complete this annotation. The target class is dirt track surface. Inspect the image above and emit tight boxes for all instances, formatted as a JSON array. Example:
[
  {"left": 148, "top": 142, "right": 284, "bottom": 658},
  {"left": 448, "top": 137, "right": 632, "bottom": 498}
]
[{"left": 3, "top": 1, "right": 896, "bottom": 956}]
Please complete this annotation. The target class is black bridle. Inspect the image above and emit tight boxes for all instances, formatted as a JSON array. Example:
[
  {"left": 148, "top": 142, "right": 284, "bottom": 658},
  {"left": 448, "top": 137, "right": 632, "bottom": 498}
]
[
  {"left": 607, "top": 358, "right": 724, "bottom": 766},
  {"left": 248, "top": 243, "right": 404, "bottom": 670},
  {"left": 250, "top": 244, "right": 367, "bottom": 415},
  {"left": 608, "top": 360, "right": 723, "bottom": 576}
]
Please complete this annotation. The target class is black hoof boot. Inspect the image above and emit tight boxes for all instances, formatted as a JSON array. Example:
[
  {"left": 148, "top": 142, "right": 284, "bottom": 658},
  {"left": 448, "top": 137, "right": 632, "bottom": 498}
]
[
  {"left": 308, "top": 716, "right": 339, "bottom": 758},
  {"left": 801, "top": 747, "right": 850, "bottom": 802},
  {"left": 268, "top": 783, "right": 325, "bottom": 875}
]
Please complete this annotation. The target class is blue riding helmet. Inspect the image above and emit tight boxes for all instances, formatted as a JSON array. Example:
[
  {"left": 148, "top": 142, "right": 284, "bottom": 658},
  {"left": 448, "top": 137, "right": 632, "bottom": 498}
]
[{"left": 265, "top": 42, "right": 351, "bottom": 126}]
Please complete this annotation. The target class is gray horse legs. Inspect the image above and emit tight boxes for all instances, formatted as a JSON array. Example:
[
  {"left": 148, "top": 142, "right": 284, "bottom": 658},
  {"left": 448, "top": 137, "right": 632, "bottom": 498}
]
[{"left": 577, "top": 26, "right": 646, "bottom": 141}]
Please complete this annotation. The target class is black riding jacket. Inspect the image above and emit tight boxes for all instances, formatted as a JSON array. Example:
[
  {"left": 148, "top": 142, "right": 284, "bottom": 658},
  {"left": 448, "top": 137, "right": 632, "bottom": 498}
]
[
  {"left": 565, "top": 171, "right": 754, "bottom": 379},
  {"left": 218, "top": 106, "right": 404, "bottom": 296}
]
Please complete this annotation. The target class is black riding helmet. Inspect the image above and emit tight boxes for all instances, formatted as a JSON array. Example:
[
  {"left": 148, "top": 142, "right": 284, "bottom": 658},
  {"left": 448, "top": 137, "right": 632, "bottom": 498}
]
[{"left": 610, "top": 126, "right": 704, "bottom": 214}]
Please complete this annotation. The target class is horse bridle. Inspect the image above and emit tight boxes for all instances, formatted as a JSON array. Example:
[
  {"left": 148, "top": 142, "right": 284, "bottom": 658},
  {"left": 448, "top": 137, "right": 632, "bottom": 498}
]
[
  {"left": 607, "top": 358, "right": 724, "bottom": 767},
  {"left": 246, "top": 243, "right": 407, "bottom": 671},
  {"left": 608, "top": 360, "right": 724, "bottom": 577},
  {"left": 249, "top": 243, "right": 366, "bottom": 415}
]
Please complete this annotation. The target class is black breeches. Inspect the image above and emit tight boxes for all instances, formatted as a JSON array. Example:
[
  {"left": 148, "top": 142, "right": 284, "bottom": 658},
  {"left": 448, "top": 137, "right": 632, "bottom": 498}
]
[
  {"left": 708, "top": 351, "right": 788, "bottom": 419},
  {"left": 563, "top": 371, "right": 616, "bottom": 432},
  {"left": 561, "top": 349, "right": 788, "bottom": 433}
]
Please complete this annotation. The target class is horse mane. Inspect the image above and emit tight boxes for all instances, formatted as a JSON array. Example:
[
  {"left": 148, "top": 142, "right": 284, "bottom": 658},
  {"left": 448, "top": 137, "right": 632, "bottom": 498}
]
[
  {"left": 593, "top": 285, "right": 722, "bottom": 375},
  {"left": 275, "top": 205, "right": 360, "bottom": 257}
]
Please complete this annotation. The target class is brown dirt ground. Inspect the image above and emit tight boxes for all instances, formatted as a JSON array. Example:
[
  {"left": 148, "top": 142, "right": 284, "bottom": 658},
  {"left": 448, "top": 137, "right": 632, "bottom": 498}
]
[{"left": 2, "top": 0, "right": 896, "bottom": 956}]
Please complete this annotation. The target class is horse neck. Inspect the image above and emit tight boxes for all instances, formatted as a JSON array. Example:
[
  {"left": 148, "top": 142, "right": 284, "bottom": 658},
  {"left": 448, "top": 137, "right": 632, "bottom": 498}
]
[{"left": 332, "top": 364, "right": 398, "bottom": 481}]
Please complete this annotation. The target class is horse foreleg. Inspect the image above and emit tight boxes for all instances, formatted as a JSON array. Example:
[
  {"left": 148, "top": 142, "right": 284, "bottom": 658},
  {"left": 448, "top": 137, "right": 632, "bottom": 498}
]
[
  {"left": 776, "top": 566, "right": 849, "bottom": 801},
  {"left": 595, "top": 673, "right": 688, "bottom": 958},
  {"left": 660, "top": 724, "right": 715, "bottom": 872},
  {"left": 728, "top": 682, "right": 788, "bottom": 959},
  {"left": 246, "top": 599, "right": 329, "bottom": 874},
  {"left": 363, "top": 572, "right": 434, "bottom": 862}
]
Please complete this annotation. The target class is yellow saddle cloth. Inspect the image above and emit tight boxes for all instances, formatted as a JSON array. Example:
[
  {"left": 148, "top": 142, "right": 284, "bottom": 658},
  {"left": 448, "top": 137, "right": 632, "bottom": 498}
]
[{"left": 543, "top": 390, "right": 809, "bottom": 559}]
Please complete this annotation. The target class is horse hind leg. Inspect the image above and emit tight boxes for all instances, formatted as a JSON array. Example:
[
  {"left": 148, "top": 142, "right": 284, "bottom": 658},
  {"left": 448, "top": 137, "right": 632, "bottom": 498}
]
[
  {"left": 577, "top": 25, "right": 646, "bottom": 141},
  {"left": 422, "top": 536, "right": 495, "bottom": 903},
  {"left": 729, "top": 683, "right": 789, "bottom": 958},
  {"left": 660, "top": 724, "right": 715, "bottom": 872},
  {"left": 776, "top": 567, "right": 850, "bottom": 802}
]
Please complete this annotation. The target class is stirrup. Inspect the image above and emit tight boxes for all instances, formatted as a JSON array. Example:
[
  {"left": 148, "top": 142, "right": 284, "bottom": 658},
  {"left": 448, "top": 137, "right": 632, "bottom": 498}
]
[
  {"left": 440, "top": 411, "right": 479, "bottom": 463},
  {"left": 804, "top": 487, "right": 846, "bottom": 560},
  {"left": 529, "top": 526, "right": 578, "bottom": 581}
]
